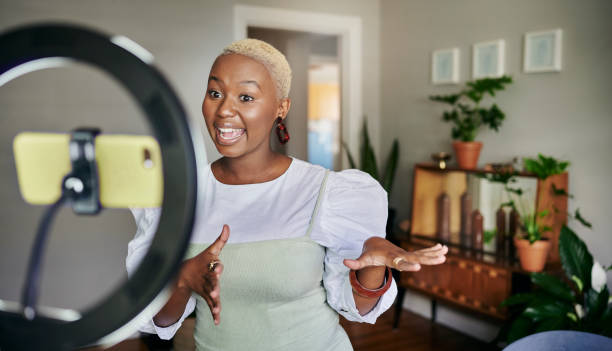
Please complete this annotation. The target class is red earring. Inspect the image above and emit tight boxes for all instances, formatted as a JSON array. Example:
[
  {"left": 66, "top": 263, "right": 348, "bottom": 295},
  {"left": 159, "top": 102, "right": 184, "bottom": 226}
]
[{"left": 275, "top": 117, "right": 290, "bottom": 144}]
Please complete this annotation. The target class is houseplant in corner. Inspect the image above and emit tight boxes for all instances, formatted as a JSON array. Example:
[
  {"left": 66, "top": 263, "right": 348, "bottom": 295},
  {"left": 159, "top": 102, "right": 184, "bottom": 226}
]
[
  {"left": 343, "top": 118, "right": 399, "bottom": 235},
  {"left": 429, "top": 75, "right": 513, "bottom": 169},
  {"left": 499, "top": 225, "right": 611, "bottom": 344}
]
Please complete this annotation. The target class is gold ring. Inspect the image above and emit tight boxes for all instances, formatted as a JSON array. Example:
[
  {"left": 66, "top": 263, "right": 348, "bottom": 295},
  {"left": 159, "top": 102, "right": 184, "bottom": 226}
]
[
  {"left": 393, "top": 257, "right": 405, "bottom": 269},
  {"left": 208, "top": 260, "right": 221, "bottom": 272}
]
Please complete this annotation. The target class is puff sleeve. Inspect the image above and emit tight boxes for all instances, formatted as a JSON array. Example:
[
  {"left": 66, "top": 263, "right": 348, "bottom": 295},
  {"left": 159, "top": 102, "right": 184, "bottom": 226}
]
[
  {"left": 311, "top": 169, "right": 397, "bottom": 323},
  {"left": 126, "top": 207, "right": 196, "bottom": 340}
]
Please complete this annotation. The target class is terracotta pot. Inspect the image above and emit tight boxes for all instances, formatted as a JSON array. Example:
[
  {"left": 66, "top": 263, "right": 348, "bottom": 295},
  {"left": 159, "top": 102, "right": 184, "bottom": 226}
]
[
  {"left": 514, "top": 237, "right": 551, "bottom": 272},
  {"left": 452, "top": 141, "right": 483, "bottom": 169}
]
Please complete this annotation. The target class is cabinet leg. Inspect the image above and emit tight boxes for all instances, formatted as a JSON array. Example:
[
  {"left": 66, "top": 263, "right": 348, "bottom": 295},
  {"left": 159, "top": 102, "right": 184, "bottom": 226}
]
[
  {"left": 431, "top": 299, "right": 437, "bottom": 323},
  {"left": 393, "top": 287, "right": 406, "bottom": 329}
]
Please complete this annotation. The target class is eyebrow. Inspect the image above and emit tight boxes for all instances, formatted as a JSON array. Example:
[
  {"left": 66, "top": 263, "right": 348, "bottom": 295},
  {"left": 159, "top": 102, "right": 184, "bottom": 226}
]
[
  {"left": 240, "top": 80, "right": 261, "bottom": 91},
  {"left": 208, "top": 76, "right": 261, "bottom": 91}
]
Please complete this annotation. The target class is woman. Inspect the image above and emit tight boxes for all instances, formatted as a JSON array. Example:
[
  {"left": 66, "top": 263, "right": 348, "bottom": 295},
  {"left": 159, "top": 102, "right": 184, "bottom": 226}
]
[{"left": 126, "top": 38, "right": 447, "bottom": 350}]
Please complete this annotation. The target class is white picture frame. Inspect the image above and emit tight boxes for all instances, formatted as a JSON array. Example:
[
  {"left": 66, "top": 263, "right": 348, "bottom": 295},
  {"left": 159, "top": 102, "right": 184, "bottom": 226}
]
[
  {"left": 472, "top": 39, "right": 505, "bottom": 79},
  {"left": 524, "top": 29, "right": 562, "bottom": 73},
  {"left": 432, "top": 48, "right": 459, "bottom": 84}
]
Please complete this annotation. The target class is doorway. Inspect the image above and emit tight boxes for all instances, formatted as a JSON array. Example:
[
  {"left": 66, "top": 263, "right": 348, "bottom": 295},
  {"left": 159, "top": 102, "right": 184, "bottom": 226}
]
[
  {"left": 248, "top": 27, "right": 341, "bottom": 170},
  {"left": 234, "top": 4, "right": 363, "bottom": 170}
]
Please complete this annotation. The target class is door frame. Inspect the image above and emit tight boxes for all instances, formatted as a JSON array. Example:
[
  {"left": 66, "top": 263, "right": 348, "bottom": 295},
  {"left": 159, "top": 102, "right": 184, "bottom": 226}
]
[{"left": 234, "top": 4, "right": 362, "bottom": 169}]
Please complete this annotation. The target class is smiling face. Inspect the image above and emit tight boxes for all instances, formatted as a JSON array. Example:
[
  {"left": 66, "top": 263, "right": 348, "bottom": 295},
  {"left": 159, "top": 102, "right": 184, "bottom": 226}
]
[{"left": 202, "top": 54, "right": 290, "bottom": 159}]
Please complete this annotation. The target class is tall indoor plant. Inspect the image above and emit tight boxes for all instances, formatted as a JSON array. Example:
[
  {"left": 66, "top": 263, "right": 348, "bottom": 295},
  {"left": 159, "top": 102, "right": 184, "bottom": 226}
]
[
  {"left": 429, "top": 75, "right": 513, "bottom": 169},
  {"left": 344, "top": 119, "right": 399, "bottom": 234}
]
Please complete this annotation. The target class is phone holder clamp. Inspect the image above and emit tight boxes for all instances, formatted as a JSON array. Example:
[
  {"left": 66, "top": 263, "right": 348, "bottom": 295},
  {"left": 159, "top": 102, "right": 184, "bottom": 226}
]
[{"left": 62, "top": 127, "right": 102, "bottom": 215}]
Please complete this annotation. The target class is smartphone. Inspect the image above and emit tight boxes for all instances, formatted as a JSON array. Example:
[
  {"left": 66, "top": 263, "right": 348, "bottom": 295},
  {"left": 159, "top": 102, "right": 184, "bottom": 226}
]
[{"left": 13, "top": 132, "right": 163, "bottom": 208}]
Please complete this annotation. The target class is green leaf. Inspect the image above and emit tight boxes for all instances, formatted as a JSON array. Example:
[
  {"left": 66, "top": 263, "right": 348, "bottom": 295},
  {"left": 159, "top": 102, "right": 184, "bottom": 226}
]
[
  {"left": 360, "top": 119, "right": 379, "bottom": 180},
  {"left": 501, "top": 292, "right": 537, "bottom": 307},
  {"left": 534, "top": 317, "right": 567, "bottom": 333},
  {"left": 585, "top": 287, "right": 610, "bottom": 322},
  {"left": 523, "top": 154, "right": 569, "bottom": 179},
  {"left": 571, "top": 275, "right": 584, "bottom": 293},
  {"left": 552, "top": 184, "right": 573, "bottom": 198},
  {"left": 530, "top": 272, "right": 575, "bottom": 302},
  {"left": 429, "top": 93, "right": 461, "bottom": 105},
  {"left": 523, "top": 302, "right": 570, "bottom": 322},
  {"left": 601, "top": 305, "right": 612, "bottom": 337},
  {"left": 483, "top": 229, "right": 495, "bottom": 244},
  {"left": 342, "top": 141, "right": 357, "bottom": 169},
  {"left": 506, "top": 187, "right": 523, "bottom": 196},
  {"left": 559, "top": 225, "right": 594, "bottom": 292},
  {"left": 381, "top": 139, "right": 399, "bottom": 194},
  {"left": 480, "top": 104, "right": 505, "bottom": 132},
  {"left": 506, "top": 315, "right": 533, "bottom": 343},
  {"left": 575, "top": 209, "right": 593, "bottom": 229}
]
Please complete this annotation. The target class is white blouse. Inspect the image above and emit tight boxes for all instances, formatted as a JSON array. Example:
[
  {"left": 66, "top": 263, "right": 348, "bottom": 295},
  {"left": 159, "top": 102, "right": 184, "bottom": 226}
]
[{"left": 125, "top": 157, "right": 397, "bottom": 340}]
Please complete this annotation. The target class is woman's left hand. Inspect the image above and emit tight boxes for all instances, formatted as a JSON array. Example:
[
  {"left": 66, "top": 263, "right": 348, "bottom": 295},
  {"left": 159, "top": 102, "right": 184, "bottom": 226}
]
[{"left": 343, "top": 237, "right": 448, "bottom": 272}]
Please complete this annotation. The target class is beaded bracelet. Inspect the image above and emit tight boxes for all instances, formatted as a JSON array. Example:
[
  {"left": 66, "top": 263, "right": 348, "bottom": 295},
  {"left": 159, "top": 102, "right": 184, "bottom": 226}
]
[{"left": 349, "top": 267, "right": 393, "bottom": 299}]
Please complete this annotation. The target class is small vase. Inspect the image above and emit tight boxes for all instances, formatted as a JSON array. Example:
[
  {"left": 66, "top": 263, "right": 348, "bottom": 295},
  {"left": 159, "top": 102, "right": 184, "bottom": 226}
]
[
  {"left": 514, "top": 237, "right": 551, "bottom": 272},
  {"left": 452, "top": 141, "right": 483, "bottom": 169}
]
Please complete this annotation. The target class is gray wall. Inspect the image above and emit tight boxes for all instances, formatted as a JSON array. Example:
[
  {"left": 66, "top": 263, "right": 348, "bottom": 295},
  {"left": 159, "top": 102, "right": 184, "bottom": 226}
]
[
  {"left": 380, "top": 0, "right": 612, "bottom": 340},
  {"left": 0, "top": 0, "right": 380, "bottom": 315}
]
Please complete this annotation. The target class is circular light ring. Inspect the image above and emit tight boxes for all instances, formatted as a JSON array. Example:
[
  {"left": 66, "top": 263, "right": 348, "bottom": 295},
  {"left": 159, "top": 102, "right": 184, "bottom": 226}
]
[{"left": 0, "top": 23, "right": 197, "bottom": 350}]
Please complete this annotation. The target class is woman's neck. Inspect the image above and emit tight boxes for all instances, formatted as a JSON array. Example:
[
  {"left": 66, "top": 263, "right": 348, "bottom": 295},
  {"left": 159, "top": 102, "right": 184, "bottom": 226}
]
[{"left": 212, "top": 148, "right": 292, "bottom": 185}]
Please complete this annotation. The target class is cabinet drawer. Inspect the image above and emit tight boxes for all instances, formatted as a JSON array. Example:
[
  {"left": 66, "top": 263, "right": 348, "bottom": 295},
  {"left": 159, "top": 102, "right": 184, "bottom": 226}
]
[{"left": 400, "top": 255, "right": 510, "bottom": 319}]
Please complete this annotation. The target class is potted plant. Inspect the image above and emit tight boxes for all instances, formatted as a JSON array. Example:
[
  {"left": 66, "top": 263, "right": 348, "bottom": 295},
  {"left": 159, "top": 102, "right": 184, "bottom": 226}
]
[
  {"left": 513, "top": 210, "right": 552, "bottom": 272},
  {"left": 512, "top": 154, "right": 571, "bottom": 271},
  {"left": 482, "top": 154, "right": 570, "bottom": 272},
  {"left": 344, "top": 118, "right": 399, "bottom": 235},
  {"left": 429, "top": 75, "right": 513, "bottom": 169},
  {"left": 499, "top": 225, "right": 612, "bottom": 343}
]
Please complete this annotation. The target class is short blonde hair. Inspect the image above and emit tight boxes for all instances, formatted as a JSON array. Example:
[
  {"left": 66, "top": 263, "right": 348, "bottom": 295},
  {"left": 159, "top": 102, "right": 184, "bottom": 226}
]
[{"left": 221, "top": 38, "right": 292, "bottom": 99}]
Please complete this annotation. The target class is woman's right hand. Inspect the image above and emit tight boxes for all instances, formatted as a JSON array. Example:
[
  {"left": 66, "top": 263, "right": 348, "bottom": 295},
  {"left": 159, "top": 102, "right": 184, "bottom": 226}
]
[{"left": 177, "top": 224, "right": 230, "bottom": 325}]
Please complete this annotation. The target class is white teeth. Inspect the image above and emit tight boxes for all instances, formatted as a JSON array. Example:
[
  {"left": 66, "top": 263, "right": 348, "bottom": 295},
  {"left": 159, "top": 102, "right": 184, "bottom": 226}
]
[{"left": 218, "top": 128, "right": 243, "bottom": 132}]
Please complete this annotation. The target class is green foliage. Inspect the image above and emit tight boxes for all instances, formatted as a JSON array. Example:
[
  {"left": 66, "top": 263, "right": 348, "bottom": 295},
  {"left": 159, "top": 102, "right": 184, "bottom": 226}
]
[
  {"left": 530, "top": 273, "right": 574, "bottom": 302},
  {"left": 574, "top": 208, "right": 592, "bottom": 229},
  {"left": 499, "top": 225, "right": 612, "bottom": 343},
  {"left": 559, "top": 226, "right": 593, "bottom": 292},
  {"left": 552, "top": 184, "right": 573, "bottom": 198},
  {"left": 380, "top": 140, "right": 399, "bottom": 195},
  {"left": 477, "top": 170, "right": 518, "bottom": 184},
  {"left": 430, "top": 75, "right": 513, "bottom": 141},
  {"left": 520, "top": 210, "right": 552, "bottom": 244},
  {"left": 523, "top": 154, "right": 570, "bottom": 180},
  {"left": 344, "top": 119, "right": 399, "bottom": 195},
  {"left": 483, "top": 229, "right": 496, "bottom": 244}
]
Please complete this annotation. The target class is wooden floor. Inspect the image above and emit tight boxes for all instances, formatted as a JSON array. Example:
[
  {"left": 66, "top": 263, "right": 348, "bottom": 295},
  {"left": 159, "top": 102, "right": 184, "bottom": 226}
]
[
  {"left": 341, "top": 306, "right": 497, "bottom": 351},
  {"left": 87, "top": 305, "right": 496, "bottom": 351}
]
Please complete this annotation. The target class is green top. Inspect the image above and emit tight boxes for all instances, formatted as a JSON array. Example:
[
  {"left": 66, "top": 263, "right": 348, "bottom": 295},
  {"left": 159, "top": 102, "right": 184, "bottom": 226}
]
[{"left": 185, "top": 170, "right": 353, "bottom": 350}]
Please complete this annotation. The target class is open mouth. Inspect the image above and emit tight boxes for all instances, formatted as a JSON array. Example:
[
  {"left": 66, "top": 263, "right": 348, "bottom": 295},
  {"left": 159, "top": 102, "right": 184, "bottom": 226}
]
[{"left": 216, "top": 127, "right": 246, "bottom": 145}]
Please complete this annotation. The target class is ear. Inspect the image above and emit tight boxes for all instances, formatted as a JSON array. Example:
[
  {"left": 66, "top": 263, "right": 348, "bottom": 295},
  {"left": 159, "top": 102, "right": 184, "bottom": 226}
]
[{"left": 276, "top": 98, "right": 291, "bottom": 119}]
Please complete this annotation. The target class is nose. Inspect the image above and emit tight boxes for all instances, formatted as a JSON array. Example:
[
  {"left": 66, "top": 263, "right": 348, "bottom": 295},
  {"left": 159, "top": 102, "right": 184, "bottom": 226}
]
[{"left": 217, "top": 96, "right": 236, "bottom": 118}]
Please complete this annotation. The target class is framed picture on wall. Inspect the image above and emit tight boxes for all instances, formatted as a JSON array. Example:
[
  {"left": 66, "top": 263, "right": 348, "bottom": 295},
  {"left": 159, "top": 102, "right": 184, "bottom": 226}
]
[
  {"left": 472, "top": 39, "right": 505, "bottom": 79},
  {"left": 524, "top": 29, "right": 562, "bottom": 73},
  {"left": 432, "top": 48, "right": 459, "bottom": 84}
]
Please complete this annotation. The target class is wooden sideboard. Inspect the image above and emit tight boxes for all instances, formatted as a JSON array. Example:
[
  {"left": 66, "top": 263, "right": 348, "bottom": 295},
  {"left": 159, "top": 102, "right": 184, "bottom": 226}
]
[
  {"left": 393, "top": 233, "right": 562, "bottom": 327},
  {"left": 391, "top": 163, "right": 567, "bottom": 327}
]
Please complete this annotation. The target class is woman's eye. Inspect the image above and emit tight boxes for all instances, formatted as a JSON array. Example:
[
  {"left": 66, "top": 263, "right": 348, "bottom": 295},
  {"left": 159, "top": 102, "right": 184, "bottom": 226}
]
[
  {"left": 208, "top": 90, "right": 221, "bottom": 98},
  {"left": 239, "top": 95, "right": 254, "bottom": 102}
]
